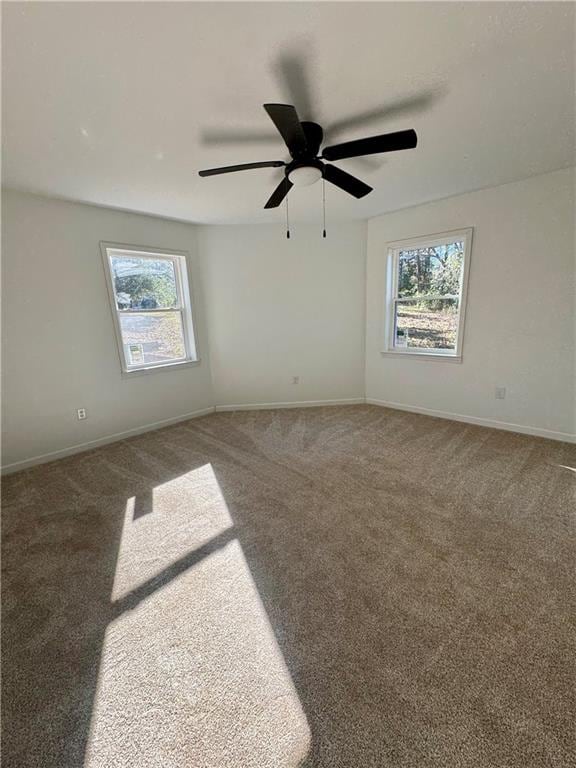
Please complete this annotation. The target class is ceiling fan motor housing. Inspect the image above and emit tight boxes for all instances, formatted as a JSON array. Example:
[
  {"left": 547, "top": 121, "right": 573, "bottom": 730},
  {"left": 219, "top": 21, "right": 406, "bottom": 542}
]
[
  {"left": 297, "top": 121, "right": 324, "bottom": 158},
  {"left": 285, "top": 121, "right": 325, "bottom": 185}
]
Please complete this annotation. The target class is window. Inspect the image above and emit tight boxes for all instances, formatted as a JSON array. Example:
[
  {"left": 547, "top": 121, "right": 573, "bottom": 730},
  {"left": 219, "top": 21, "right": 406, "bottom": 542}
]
[
  {"left": 384, "top": 228, "right": 472, "bottom": 360},
  {"left": 101, "top": 244, "right": 198, "bottom": 373}
]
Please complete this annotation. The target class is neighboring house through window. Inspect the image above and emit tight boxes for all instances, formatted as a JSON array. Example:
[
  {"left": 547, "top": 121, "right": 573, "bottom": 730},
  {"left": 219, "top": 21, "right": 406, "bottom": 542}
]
[
  {"left": 384, "top": 228, "right": 473, "bottom": 360},
  {"left": 101, "top": 243, "right": 198, "bottom": 373}
]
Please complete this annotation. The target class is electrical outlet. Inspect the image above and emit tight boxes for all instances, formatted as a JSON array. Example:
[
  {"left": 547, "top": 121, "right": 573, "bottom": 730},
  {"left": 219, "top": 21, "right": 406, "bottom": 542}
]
[
  {"left": 292, "top": 376, "right": 300, "bottom": 385},
  {"left": 495, "top": 387, "right": 506, "bottom": 400},
  {"left": 77, "top": 408, "right": 87, "bottom": 420}
]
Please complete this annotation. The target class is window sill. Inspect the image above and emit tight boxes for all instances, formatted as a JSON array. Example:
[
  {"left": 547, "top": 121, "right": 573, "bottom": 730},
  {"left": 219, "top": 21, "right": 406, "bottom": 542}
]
[
  {"left": 381, "top": 350, "right": 462, "bottom": 363},
  {"left": 121, "top": 359, "right": 201, "bottom": 378}
]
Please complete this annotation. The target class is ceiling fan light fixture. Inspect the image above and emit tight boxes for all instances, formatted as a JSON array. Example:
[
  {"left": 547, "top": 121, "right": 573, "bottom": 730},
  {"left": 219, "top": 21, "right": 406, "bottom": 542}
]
[
  {"left": 198, "top": 103, "right": 417, "bottom": 209},
  {"left": 288, "top": 165, "right": 323, "bottom": 187}
]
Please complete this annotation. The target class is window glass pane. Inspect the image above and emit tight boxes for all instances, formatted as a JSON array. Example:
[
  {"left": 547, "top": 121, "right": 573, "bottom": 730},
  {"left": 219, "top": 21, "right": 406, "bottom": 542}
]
[
  {"left": 395, "top": 298, "right": 459, "bottom": 351},
  {"left": 110, "top": 255, "right": 178, "bottom": 310},
  {"left": 119, "top": 312, "right": 186, "bottom": 367},
  {"left": 397, "top": 242, "right": 463, "bottom": 299}
]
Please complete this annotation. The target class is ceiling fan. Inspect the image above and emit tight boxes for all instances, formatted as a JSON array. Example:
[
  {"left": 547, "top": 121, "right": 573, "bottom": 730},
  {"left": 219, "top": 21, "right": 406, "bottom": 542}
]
[{"left": 198, "top": 103, "right": 417, "bottom": 209}]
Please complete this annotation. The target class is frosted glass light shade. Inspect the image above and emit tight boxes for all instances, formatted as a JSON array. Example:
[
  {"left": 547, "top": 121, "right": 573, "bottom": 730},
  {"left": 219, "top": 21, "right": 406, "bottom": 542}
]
[{"left": 288, "top": 166, "right": 322, "bottom": 186}]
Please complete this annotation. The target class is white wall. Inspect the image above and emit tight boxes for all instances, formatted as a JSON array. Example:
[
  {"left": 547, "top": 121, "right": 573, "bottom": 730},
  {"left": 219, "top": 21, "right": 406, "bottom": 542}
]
[
  {"left": 365, "top": 168, "right": 575, "bottom": 439},
  {"left": 2, "top": 190, "right": 214, "bottom": 469},
  {"left": 3, "top": 170, "right": 573, "bottom": 471},
  {"left": 198, "top": 222, "right": 366, "bottom": 407}
]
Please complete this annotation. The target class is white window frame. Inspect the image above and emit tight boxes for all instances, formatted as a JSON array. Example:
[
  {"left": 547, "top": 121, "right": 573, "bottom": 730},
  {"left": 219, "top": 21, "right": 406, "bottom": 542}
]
[
  {"left": 383, "top": 227, "right": 473, "bottom": 362},
  {"left": 101, "top": 242, "right": 199, "bottom": 374}
]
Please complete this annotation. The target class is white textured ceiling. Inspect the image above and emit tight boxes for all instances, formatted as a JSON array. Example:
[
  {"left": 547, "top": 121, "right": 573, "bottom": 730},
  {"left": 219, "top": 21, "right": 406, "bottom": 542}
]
[{"left": 2, "top": 2, "right": 575, "bottom": 224}]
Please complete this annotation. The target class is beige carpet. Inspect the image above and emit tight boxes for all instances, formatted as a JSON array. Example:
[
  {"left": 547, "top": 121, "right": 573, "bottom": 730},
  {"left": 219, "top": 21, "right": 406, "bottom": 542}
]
[{"left": 2, "top": 405, "right": 575, "bottom": 767}]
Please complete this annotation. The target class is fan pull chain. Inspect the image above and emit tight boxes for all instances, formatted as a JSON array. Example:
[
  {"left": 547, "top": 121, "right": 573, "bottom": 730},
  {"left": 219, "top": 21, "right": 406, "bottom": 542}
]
[
  {"left": 286, "top": 188, "right": 290, "bottom": 239},
  {"left": 322, "top": 178, "right": 327, "bottom": 238}
]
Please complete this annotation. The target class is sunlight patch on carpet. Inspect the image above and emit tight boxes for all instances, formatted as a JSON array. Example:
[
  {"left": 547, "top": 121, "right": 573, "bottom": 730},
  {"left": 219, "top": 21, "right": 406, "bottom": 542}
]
[
  {"left": 111, "top": 463, "right": 233, "bottom": 600},
  {"left": 85, "top": 536, "right": 310, "bottom": 768}
]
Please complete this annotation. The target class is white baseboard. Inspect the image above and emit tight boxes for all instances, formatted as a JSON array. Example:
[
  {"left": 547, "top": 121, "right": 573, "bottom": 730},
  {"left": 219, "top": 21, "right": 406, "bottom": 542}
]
[
  {"left": 215, "top": 398, "right": 366, "bottom": 412},
  {"left": 365, "top": 398, "right": 575, "bottom": 443},
  {"left": 1, "top": 406, "right": 216, "bottom": 475},
  {"left": 4, "top": 397, "right": 572, "bottom": 475}
]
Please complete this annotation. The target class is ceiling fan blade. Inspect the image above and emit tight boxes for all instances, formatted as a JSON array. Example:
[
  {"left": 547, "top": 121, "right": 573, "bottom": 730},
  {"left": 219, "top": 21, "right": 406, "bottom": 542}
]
[
  {"left": 274, "top": 49, "right": 315, "bottom": 121},
  {"left": 199, "top": 161, "right": 285, "bottom": 177},
  {"left": 322, "top": 129, "right": 417, "bottom": 162},
  {"left": 263, "top": 104, "right": 308, "bottom": 156},
  {"left": 200, "top": 129, "right": 279, "bottom": 146},
  {"left": 264, "top": 177, "right": 293, "bottom": 209},
  {"left": 326, "top": 92, "right": 439, "bottom": 140},
  {"left": 322, "top": 163, "right": 372, "bottom": 199}
]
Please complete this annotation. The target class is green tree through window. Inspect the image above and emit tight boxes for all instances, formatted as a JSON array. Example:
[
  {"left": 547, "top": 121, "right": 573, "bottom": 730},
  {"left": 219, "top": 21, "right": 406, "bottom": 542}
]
[{"left": 112, "top": 257, "right": 178, "bottom": 309}]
